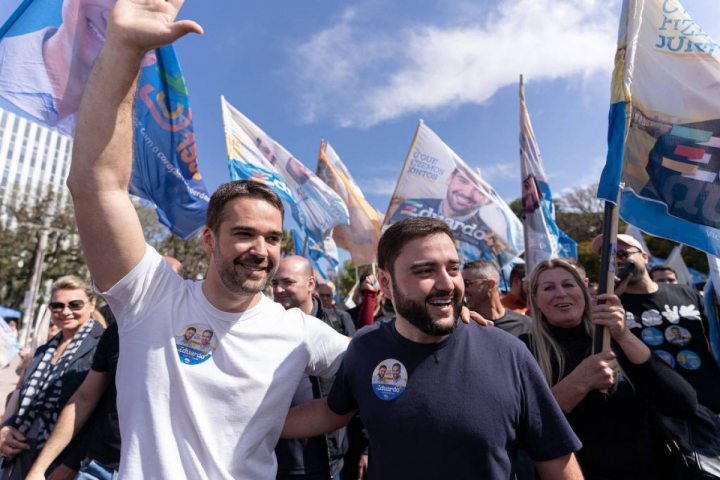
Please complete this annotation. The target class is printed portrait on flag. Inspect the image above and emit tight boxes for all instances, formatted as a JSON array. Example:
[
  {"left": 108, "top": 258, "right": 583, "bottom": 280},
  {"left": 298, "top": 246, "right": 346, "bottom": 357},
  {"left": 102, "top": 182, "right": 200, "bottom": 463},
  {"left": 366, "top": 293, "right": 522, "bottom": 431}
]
[
  {"left": 385, "top": 122, "right": 523, "bottom": 266},
  {"left": 598, "top": 0, "right": 720, "bottom": 257},
  {"left": 0, "top": 0, "right": 117, "bottom": 135},
  {"left": 0, "top": 0, "right": 210, "bottom": 239}
]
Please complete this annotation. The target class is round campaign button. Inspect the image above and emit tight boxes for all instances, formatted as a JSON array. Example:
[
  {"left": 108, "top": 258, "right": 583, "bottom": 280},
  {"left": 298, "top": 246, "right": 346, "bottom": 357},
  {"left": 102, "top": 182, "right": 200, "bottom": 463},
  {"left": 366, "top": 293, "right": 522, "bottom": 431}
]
[
  {"left": 175, "top": 324, "right": 217, "bottom": 365},
  {"left": 371, "top": 359, "right": 408, "bottom": 401},
  {"left": 640, "top": 327, "right": 664, "bottom": 346},
  {"left": 653, "top": 350, "right": 675, "bottom": 368},
  {"left": 664, "top": 325, "right": 692, "bottom": 347},
  {"left": 676, "top": 350, "right": 701, "bottom": 371}
]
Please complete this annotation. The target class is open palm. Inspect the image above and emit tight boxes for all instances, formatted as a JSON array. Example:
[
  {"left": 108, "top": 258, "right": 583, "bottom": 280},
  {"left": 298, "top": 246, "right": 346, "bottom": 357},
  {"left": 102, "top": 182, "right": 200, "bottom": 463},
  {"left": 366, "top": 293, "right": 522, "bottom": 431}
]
[{"left": 108, "top": 0, "right": 203, "bottom": 53}]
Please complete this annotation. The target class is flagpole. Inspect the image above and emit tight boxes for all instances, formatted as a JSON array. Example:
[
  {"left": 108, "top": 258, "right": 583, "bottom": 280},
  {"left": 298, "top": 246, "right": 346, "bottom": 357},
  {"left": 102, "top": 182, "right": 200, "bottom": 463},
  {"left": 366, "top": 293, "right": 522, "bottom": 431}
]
[
  {"left": 593, "top": 190, "right": 621, "bottom": 356},
  {"left": 519, "top": 74, "right": 533, "bottom": 275},
  {"left": 381, "top": 120, "right": 424, "bottom": 226}
]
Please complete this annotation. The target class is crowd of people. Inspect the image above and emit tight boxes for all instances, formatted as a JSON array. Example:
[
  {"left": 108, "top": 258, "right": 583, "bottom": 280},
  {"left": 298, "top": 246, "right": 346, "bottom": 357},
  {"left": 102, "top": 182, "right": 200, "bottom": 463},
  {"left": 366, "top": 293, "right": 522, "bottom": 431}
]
[{"left": 0, "top": 1, "right": 718, "bottom": 479}]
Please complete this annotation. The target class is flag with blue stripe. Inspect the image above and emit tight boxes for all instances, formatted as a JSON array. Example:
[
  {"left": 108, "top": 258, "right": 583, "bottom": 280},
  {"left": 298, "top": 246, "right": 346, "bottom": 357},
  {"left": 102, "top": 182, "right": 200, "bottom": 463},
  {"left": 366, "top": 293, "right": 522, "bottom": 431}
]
[
  {"left": 597, "top": 0, "right": 720, "bottom": 256},
  {"left": 0, "top": 0, "right": 209, "bottom": 239}
]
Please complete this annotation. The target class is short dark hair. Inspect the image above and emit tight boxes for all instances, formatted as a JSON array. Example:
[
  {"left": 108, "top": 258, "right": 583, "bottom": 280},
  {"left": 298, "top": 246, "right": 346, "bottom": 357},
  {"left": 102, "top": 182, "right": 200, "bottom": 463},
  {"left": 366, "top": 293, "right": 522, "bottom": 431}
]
[
  {"left": 509, "top": 264, "right": 525, "bottom": 283},
  {"left": 377, "top": 217, "right": 453, "bottom": 274},
  {"left": 206, "top": 180, "right": 284, "bottom": 233},
  {"left": 649, "top": 265, "right": 676, "bottom": 277}
]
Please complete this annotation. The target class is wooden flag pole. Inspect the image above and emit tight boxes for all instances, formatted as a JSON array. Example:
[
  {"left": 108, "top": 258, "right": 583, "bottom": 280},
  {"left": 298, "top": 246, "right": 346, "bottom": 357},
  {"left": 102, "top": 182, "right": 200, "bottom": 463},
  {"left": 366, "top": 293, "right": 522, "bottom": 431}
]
[{"left": 593, "top": 189, "right": 622, "bottom": 355}]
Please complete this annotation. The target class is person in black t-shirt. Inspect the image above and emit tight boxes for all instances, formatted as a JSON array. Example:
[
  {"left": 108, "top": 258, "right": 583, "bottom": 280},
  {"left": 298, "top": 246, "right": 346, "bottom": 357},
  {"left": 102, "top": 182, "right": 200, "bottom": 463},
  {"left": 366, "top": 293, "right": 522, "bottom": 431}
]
[
  {"left": 522, "top": 258, "right": 697, "bottom": 480},
  {"left": 592, "top": 233, "right": 720, "bottom": 413},
  {"left": 282, "top": 217, "right": 583, "bottom": 479}
]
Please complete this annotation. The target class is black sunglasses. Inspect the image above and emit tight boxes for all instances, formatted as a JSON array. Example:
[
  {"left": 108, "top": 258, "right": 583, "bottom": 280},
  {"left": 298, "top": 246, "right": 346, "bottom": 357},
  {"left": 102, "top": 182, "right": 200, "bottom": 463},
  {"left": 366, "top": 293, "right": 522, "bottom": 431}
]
[
  {"left": 49, "top": 300, "right": 86, "bottom": 312},
  {"left": 615, "top": 248, "right": 641, "bottom": 260}
]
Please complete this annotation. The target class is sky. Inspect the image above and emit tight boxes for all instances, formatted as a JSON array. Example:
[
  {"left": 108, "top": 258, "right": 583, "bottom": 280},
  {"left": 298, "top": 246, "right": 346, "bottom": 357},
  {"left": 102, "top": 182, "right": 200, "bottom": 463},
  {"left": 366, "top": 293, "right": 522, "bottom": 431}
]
[{"left": 1, "top": 0, "right": 719, "bottom": 219}]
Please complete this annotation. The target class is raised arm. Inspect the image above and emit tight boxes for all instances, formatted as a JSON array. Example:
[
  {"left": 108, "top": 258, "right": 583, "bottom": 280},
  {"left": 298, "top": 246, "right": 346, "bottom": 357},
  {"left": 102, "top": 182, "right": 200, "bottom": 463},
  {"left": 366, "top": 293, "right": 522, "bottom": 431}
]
[{"left": 66, "top": 0, "right": 202, "bottom": 291}]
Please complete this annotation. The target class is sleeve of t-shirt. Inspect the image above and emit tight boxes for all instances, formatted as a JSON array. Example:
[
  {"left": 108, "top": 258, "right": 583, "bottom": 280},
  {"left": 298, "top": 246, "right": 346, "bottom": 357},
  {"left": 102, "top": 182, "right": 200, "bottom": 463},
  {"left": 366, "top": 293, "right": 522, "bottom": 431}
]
[
  {"left": 96, "top": 245, "right": 182, "bottom": 333},
  {"left": 515, "top": 346, "right": 583, "bottom": 461},
  {"left": 91, "top": 322, "right": 118, "bottom": 373},
  {"left": 326, "top": 353, "right": 358, "bottom": 415},
  {"left": 302, "top": 312, "right": 349, "bottom": 378}
]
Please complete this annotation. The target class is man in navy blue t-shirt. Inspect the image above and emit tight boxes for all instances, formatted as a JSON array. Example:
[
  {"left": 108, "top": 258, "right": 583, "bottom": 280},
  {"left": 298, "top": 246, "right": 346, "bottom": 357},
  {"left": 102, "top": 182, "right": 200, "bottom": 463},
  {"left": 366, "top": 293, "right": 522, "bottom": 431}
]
[{"left": 283, "top": 217, "right": 583, "bottom": 479}]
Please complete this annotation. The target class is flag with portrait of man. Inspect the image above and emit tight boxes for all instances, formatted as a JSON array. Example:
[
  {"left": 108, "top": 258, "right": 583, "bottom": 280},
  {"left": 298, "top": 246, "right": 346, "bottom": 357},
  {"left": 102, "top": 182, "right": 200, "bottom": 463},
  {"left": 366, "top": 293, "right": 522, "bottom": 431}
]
[
  {"left": 384, "top": 121, "right": 524, "bottom": 266},
  {"left": 221, "top": 97, "right": 349, "bottom": 272},
  {"left": 316, "top": 140, "right": 382, "bottom": 266},
  {"left": 0, "top": 0, "right": 210, "bottom": 239},
  {"left": 597, "top": 0, "right": 720, "bottom": 257}
]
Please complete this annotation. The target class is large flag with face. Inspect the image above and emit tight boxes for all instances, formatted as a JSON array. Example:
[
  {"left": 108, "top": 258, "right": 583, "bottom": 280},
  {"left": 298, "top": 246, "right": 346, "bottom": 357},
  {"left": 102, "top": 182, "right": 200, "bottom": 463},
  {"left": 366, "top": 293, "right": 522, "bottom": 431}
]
[
  {"left": 221, "top": 97, "right": 349, "bottom": 246},
  {"left": 519, "top": 77, "right": 577, "bottom": 272},
  {"left": 385, "top": 121, "right": 523, "bottom": 266},
  {"left": 316, "top": 140, "right": 382, "bottom": 266},
  {"left": 597, "top": 0, "right": 720, "bottom": 256},
  {"left": 0, "top": 0, "right": 209, "bottom": 239}
]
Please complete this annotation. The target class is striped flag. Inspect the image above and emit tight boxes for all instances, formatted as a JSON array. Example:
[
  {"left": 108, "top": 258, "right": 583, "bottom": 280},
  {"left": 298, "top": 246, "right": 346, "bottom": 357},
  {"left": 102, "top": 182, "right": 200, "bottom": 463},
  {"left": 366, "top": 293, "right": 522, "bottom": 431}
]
[{"left": 597, "top": 0, "right": 720, "bottom": 256}]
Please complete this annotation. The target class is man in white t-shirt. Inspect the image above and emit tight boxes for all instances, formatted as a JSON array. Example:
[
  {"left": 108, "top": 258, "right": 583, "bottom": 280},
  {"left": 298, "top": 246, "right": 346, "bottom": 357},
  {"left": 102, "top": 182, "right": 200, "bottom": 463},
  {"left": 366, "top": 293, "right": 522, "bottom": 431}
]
[{"left": 64, "top": 1, "right": 348, "bottom": 478}]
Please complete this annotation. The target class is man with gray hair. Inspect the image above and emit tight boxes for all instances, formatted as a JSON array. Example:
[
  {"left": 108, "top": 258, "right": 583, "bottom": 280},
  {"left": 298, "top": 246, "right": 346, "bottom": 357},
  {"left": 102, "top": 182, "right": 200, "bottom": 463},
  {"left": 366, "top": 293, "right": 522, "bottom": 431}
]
[{"left": 462, "top": 261, "right": 530, "bottom": 337}]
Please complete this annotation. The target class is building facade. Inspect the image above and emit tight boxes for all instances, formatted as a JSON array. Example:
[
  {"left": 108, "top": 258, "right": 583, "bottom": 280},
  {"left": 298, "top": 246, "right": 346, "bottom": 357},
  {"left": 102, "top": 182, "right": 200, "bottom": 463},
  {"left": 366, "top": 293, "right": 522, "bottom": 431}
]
[{"left": 0, "top": 107, "right": 72, "bottom": 219}]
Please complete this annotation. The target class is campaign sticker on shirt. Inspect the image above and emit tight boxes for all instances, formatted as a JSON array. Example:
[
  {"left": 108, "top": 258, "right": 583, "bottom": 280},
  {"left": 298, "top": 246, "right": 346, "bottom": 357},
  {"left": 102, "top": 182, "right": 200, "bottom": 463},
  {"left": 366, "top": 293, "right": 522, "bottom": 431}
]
[
  {"left": 653, "top": 350, "right": 675, "bottom": 368},
  {"left": 664, "top": 326, "right": 692, "bottom": 347},
  {"left": 371, "top": 359, "right": 408, "bottom": 401},
  {"left": 640, "top": 327, "right": 664, "bottom": 346},
  {"left": 175, "top": 324, "right": 217, "bottom": 365},
  {"left": 676, "top": 350, "right": 701, "bottom": 371}
]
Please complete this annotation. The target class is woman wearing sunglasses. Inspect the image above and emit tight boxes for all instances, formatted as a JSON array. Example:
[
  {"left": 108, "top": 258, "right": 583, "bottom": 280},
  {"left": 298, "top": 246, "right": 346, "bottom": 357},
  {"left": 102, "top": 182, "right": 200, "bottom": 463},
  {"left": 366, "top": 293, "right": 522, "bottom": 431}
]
[
  {"left": 523, "top": 259, "right": 697, "bottom": 480},
  {"left": 0, "top": 276, "right": 104, "bottom": 479}
]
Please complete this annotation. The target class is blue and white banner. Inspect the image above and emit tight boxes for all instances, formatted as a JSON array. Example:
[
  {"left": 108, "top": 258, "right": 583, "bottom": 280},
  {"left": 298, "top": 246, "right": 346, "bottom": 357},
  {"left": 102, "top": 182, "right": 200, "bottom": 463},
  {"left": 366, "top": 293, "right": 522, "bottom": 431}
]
[
  {"left": 385, "top": 121, "right": 523, "bottom": 266},
  {"left": 221, "top": 97, "right": 349, "bottom": 245},
  {"left": 0, "top": 0, "right": 209, "bottom": 239},
  {"left": 597, "top": 0, "right": 720, "bottom": 256},
  {"left": 519, "top": 76, "right": 577, "bottom": 272}
]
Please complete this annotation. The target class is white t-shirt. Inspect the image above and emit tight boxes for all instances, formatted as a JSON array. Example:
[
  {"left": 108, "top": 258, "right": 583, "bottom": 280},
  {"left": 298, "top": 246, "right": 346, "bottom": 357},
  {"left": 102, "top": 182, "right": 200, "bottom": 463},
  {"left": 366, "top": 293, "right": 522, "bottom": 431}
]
[{"left": 100, "top": 246, "right": 348, "bottom": 479}]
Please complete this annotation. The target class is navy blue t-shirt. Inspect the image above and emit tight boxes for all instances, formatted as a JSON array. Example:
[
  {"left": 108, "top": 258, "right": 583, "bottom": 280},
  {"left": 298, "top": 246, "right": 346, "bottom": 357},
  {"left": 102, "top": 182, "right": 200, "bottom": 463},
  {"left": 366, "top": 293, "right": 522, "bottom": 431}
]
[{"left": 327, "top": 319, "right": 581, "bottom": 479}]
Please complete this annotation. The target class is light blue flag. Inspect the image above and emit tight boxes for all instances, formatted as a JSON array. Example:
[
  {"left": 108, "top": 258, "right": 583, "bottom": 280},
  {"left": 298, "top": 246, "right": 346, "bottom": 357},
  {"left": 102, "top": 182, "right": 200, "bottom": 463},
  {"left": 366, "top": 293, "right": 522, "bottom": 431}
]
[
  {"left": 0, "top": 0, "right": 209, "bottom": 239},
  {"left": 519, "top": 76, "right": 577, "bottom": 273},
  {"left": 598, "top": 0, "right": 720, "bottom": 256},
  {"left": 221, "top": 97, "right": 349, "bottom": 244}
]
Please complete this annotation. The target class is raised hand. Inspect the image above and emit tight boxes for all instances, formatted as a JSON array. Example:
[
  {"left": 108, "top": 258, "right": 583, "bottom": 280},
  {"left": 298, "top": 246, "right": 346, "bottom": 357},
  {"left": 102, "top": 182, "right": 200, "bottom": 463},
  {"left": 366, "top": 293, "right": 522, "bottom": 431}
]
[
  {"left": 108, "top": 0, "right": 203, "bottom": 55},
  {"left": 591, "top": 294, "right": 628, "bottom": 342}
]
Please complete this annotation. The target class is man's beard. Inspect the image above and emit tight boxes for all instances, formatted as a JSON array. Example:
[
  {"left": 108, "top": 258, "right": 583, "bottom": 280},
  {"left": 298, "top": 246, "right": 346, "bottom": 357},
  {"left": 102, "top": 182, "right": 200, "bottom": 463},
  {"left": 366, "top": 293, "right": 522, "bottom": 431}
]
[
  {"left": 392, "top": 284, "right": 461, "bottom": 336},
  {"left": 627, "top": 260, "right": 646, "bottom": 286},
  {"left": 215, "top": 247, "right": 275, "bottom": 296}
]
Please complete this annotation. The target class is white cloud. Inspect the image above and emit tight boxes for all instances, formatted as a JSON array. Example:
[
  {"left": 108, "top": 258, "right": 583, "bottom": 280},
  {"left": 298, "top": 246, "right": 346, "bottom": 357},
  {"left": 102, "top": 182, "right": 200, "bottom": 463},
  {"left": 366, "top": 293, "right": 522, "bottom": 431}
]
[
  {"left": 479, "top": 162, "right": 517, "bottom": 182},
  {"left": 292, "top": 0, "right": 619, "bottom": 128}
]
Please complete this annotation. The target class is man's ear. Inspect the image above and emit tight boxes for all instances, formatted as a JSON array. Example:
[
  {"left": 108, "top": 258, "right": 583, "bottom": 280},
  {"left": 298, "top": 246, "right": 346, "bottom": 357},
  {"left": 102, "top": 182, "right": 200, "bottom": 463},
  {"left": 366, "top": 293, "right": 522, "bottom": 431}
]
[
  {"left": 308, "top": 275, "right": 317, "bottom": 292},
  {"left": 377, "top": 269, "right": 393, "bottom": 301},
  {"left": 202, "top": 227, "right": 215, "bottom": 254},
  {"left": 486, "top": 278, "right": 497, "bottom": 293}
]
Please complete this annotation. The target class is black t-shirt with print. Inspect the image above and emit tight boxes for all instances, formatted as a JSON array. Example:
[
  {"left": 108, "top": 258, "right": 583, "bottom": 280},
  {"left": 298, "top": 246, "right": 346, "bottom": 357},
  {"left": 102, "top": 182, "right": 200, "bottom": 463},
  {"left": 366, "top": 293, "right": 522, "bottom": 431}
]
[
  {"left": 328, "top": 319, "right": 581, "bottom": 479},
  {"left": 620, "top": 283, "right": 720, "bottom": 413}
]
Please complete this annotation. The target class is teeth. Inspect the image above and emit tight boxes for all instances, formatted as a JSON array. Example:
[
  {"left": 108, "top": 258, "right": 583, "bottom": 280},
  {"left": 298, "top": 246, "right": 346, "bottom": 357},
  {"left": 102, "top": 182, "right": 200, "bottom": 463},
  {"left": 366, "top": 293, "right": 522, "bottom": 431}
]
[{"left": 87, "top": 19, "right": 105, "bottom": 42}]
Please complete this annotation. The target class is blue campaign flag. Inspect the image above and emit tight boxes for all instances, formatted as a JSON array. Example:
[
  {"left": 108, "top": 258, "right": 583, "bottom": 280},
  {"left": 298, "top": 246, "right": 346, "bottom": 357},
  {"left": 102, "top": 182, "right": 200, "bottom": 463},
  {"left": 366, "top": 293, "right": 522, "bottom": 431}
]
[
  {"left": 0, "top": 0, "right": 209, "bottom": 239},
  {"left": 597, "top": 0, "right": 720, "bottom": 256},
  {"left": 519, "top": 76, "right": 577, "bottom": 272}
]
